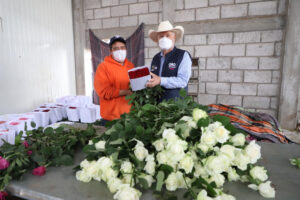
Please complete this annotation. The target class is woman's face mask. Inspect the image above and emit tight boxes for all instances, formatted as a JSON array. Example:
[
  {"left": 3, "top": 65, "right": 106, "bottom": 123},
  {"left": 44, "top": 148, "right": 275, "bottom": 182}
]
[
  {"left": 112, "top": 50, "right": 127, "bottom": 63},
  {"left": 159, "top": 37, "right": 173, "bottom": 50}
]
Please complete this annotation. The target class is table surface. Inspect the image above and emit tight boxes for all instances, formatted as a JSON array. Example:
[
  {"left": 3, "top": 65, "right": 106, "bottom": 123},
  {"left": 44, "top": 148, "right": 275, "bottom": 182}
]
[{"left": 7, "top": 143, "right": 300, "bottom": 200}]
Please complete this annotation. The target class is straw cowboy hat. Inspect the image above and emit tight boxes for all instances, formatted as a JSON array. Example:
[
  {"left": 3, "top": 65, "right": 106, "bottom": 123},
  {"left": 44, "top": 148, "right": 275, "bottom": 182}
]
[{"left": 148, "top": 21, "right": 184, "bottom": 43}]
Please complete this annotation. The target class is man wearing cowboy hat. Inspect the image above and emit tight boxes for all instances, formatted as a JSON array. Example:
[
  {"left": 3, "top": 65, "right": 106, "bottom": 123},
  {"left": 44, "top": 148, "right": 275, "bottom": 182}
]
[{"left": 146, "top": 20, "right": 192, "bottom": 101}]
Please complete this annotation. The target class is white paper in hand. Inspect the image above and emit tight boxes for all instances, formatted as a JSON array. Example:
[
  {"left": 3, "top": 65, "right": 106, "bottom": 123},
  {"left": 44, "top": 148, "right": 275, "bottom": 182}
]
[{"left": 128, "top": 66, "right": 151, "bottom": 91}]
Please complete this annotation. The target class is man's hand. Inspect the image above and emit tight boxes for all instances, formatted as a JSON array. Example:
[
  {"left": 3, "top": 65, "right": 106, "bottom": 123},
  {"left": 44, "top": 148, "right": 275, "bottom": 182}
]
[
  {"left": 119, "top": 89, "right": 132, "bottom": 96},
  {"left": 146, "top": 72, "right": 161, "bottom": 88}
]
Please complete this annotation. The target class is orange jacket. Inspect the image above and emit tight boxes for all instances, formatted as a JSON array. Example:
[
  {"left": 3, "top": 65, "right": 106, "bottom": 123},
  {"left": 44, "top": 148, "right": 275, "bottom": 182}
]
[{"left": 94, "top": 55, "right": 134, "bottom": 121}]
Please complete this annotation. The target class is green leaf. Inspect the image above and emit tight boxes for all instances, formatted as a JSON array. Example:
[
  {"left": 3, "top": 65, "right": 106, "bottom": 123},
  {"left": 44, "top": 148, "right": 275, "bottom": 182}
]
[
  {"left": 212, "top": 115, "right": 230, "bottom": 126},
  {"left": 159, "top": 164, "right": 173, "bottom": 177},
  {"left": 136, "top": 125, "right": 144, "bottom": 136},
  {"left": 44, "top": 127, "right": 54, "bottom": 134},
  {"left": 197, "top": 117, "right": 210, "bottom": 128},
  {"left": 59, "top": 154, "right": 73, "bottom": 166},
  {"left": 138, "top": 177, "right": 149, "bottom": 189},
  {"left": 156, "top": 171, "right": 165, "bottom": 191},
  {"left": 31, "top": 121, "right": 36, "bottom": 128},
  {"left": 31, "top": 153, "right": 46, "bottom": 165},
  {"left": 142, "top": 104, "right": 157, "bottom": 112},
  {"left": 179, "top": 89, "right": 187, "bottom": 97}
]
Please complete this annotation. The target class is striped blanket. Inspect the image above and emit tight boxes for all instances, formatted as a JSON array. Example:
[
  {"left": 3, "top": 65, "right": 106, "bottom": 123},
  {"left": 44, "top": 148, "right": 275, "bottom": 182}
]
[{"left": 207, "top": 104, "right": 289, "bottom": 143}]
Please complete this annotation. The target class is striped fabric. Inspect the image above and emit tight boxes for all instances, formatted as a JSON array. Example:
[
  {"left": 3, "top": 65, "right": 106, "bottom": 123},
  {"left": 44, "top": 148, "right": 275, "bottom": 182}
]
[{"left": 207, "top": 104, "right": 289, "bottom": 143}]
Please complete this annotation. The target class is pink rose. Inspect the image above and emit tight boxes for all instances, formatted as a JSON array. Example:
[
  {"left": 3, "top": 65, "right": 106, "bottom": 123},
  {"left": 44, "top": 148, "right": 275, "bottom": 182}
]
[
  {"left": 0, "top": 157, "right": 9, "bottom": 170},
  {"left": 23, "top": 141, "right": 30, "bottom": 148},
  {"left": 0, "top": 191, "right": 8, "bottom": 200},
  {"left": 27, "top": 151, "right": 33, "bottom": 156},
  {"left": 32, "top": 166, "right": 46, "bottom": 176}
]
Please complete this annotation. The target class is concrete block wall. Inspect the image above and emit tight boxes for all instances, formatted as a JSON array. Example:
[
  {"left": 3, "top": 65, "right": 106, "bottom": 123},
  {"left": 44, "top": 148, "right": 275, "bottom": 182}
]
[{"left": 83, "top": 0, "right": 290, "bottom": 119}]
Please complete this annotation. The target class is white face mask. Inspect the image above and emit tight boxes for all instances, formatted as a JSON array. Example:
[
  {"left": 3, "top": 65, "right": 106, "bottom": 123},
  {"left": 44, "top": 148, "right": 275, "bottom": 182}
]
[
  {"left": 112, "top": 50, "right": 126, "bottom": 63},
  {"left": 159, "top": 37, "right": 173, "bottom": 50}
]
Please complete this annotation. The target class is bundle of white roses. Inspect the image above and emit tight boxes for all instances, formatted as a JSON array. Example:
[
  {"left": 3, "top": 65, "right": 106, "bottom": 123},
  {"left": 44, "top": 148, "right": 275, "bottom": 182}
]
[{"left": 76, "top": 108, "right": 275, "bottom": 200}]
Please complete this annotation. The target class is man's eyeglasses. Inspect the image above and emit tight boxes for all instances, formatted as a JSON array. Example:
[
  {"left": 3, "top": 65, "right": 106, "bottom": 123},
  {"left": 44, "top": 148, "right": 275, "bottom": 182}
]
[{"left": 112, "top": 46, "right": 126, "bottom": 51}]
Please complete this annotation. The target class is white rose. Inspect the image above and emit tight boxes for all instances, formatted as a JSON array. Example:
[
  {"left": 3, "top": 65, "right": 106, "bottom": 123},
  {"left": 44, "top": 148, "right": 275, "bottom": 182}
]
[
  {"left": 201, "top": 130, "right": 217, "bottom": 147},
  {"left": 85, "top": 161, "right": 101, "bottom": 179},
  {"left": 139, "top": 174, "right": 155, "bottom": 188},
  {"left": 194, "top": 163, "right": 209, "bottom": 178},
  {"left": 248, "top": 184, "right": 258, "bottom": 191},
  {"left": 215, "top": 126, "right": 230, "bottom": 143},
  {"left": 179, "top": 154, "right": 194, "bottom": 174},
  {"left": 134, "top": 145, "right": 148, "bottom": 161},
  {"left": 107, "top": 178, "right": 122, "bottom": 193},
  {"left": 165, "top": 172, "right": 178, "bottom": 191},
  {"left": 250, "top": 166, "right": 268, "bottom": 182},
  {"left": 113, "top": 184, "right": 141, "bottom": 200},
  {"left": 220, "top": 145, "right": 236, "bottom": 161},
  {"left": 121, "top": 161, "right": 133, "bottom": 174},
  {"left": 144, "top": 160, "right": 156, "bottom": 176},
  {"left": 245, "top": 141, "right": 261, "bottom": 164},
  {"left": 146, "top": 154, "right": 155, "bottom": 162},
  {"left": 227, "top": 167, "right": 240, "bottom": 182},
  {"left": 233, "top": 150, "right": 251, "bottom": 170},
  {"left": 157, "top": 151, "right": 168, "bottom": 165},
  {"left": 97, "top": 157, "right": 113, "bottom": 171},
  {"left": 162, "top": 128, "right": 178, "bottom": 143},
  {"left": 197, "top": 143, "right": 210, "bottom": 154},
  {"left": 215, "top": 193, "right": 236, "bottom": 200},
  {"left": 192, "top": 108, "right": 208, "bottom": 122},
  {"left": 209, "top": 173, "right": 225, "bottom": 188},
  {"left": 153, "top": 139, "right": 165, "bottom": 151},
  {"left": 80, "top": 159, "right": 90, "bottom": 169},
  {"left": 122, "top": 174, "right": 135, "bottom": 186},
  {"left": 240, "top": 175, "right": 249, "bottom": 183},
  {"left": 95, "top": 140, "right": 106, "bottom": 150},
  {"left": 175, "top": 171, "right": 186, "bottom": 189},
  {"left": 76, "top": 170, "right": 92, "bottom": 182},
  {"left": 168, "top": 140, "right": 188, "bottom": 155},
  {"left": 197, "top": 190, "right": 213, "bottom": 200},
  {"left": 180, "top": 116, "right": 193, "bottom": 122},
  {"left": 187, "top": 120, "right": 197, "bottom": 129},
  {"left": 258, "top": 181, "right": 275, "bottom": 198},
  {"left": 102, "top": 168, "right": 118, "bottom": 182},
  {"left": 88, "top": 140, "right": 93, "bottom": 145},
  {"left": 205, "top": 155, "right": 230, "bottom": 175},
  {"left": 230, "top": 133, "right": 245, "bottom": 146}
]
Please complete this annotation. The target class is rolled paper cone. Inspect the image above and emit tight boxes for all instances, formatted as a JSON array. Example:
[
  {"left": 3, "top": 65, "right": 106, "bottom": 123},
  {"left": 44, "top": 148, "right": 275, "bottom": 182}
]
[
  {"left": 34, "top": 109, "right": 50, "bottom": 127},
  {"left": 56, "top": 104, "right": 68, "bottom": 119},
  {"left": 128, "top": 66, "right": 151, "bottom": 91},
  {"left": 67, "top": 106, "right": 80, "bottom": 122},
  {"left": 18, "top": 117, "right": 34, "bottom": 131},
  {"left": 0, "top": 133, "right": 7, "bottom": 146},
  {"left": 88, "top": 104, "right": 101, "bottom": 120},
  {"left": 7, "top": 120, "right": 25, "bottom": 135},
  {"left": 80, "top": 107, "right": 96, "bottom": 123},
  {"left": 48, "top": 108, "right": 58, "bottom": 124},
  {"left": 0, "top": 120, "right": 7, "bottom": 129},
  {"left": 50, "top": 106, "right": 63, "bottom": 121},
  {"left": 0, "top": 129, "right": 15, "bottom": 145},
  {"left": 25, "top": 112, "right": 42, "bottom": 128}
]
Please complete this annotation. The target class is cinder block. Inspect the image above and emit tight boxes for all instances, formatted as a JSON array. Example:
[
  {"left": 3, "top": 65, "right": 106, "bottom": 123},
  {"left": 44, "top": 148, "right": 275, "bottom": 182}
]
[
  {"left": 195, "top": 45, "right": 219, "bottom": 57},
  {"left": 236, "top": 0, "right": 264, "bottom": 2},
  {"left": 249, "top": 1, "right": 277, "bottom": 16},
  {"left": 145, "top": 38, "right": 157, "bottom": 47},
  {"left": 243, "top": 96, "right": 270, "bottom": 109},
  {"left": 275, "top": 42, "right": 282, "bottom": 56},
  {"left": 102, "top": 0, "right": 119, "bottom": 7},
  {"left": 196, "top": 7, "right": 220, "bottom": 20},
  {"left": 199, "top": 82, "right": 205, "bottom": 93},
  {"left": 208, "top": 33, "right": 232, "bottom": 44},
  {"left": 261, "top": 30, "right": 283, "bottom": 42},
  {"left": 102, "top": 18, "right": 119, "bottom": 28},
  {"left": 175, "top": 9, "right": 195, "bottom": 22},
  {"left": 270, "top": 97, "right": 278, "bottom": 109},
  {"left": 184, "top": 35, "right": 207, "bottom": 45},
  {"left": 246, "top": 43, "right": 274, "bottom": 56},
  {"left": 221, "top": 4, "right": 247, "bottom": 18},
  {"left": 111, "top": 5, "right": 128, "bottom": 17},
  {"left": 278, "top": 0, "right": 287, "bottom": 14},
  {"left": 207, "top": 57, "right": 231, "bottom": 69},
  {"left": 232, "top": 57, "right": 258, "bottom": 69},
  {"left": 85, "top": 10, "right": 94, "bottom": 20},
  {"left": 120, "top": 0, "right": 138, "bottom": 4},
  {"left": 256, "top": 109, "right": 276, "bottom": 117},
  {"left": 198, "top": 58, "right": 206, "bottom": 69},
  {"left": 206, "top": 83, "right": 230, "bottom": 94},
  {"left": 139, "top": 13, "right": 158, "bottom": 25},
  {"left": 84, "top": 0, "right": 101, "bottom": 9},
  {"left": 145, "top": 58, "right": 152, "bottom": 66},
  {"left": 188, "top": 84, "right": 198, "bottom": 93},
  {"left": 177, "top": 0, "right": 184, "bottom": 9},
  {"left": 178, "top": 46, "right": 194, "bottom": 57},
  {"left": 185, "top": 0, "right": 208, "bottom": 9},
  {"left": 258, "top": 84, "right": 279, "bottom": 96},
  {"left": 234, "top": 32, "right": 260, "bottom": 44},
  {"left": 94, "top": 8, "right": 110, "bottom": 19},
  {"left": 231, "top": 83, "right": 257, "bottom": 95},
  {"left": 220, "top": 44, "right": 245, "bottom": 56},
  {"left": 199, "top": 70, "right": 217, "bottom": 82},
  {"left": 87, "top": 19, "right": 102, "bottom": 29},
  {"left": 120, "top": 15, "right": 138, "bottom": 27},
  {"left": 218, "top": 70, "right": 243, "bottom": 82},
  {"left": 198, "top": 94, "right": 217, "bottom": 105},
  {"left": 217, "top": 95, "right": 242, "bottom": 106},
  {"left": 209, "top": 0, "right": 234, "bottom": 6},
  {"left": 129, "top": 3, "right": 148, "bottom": 15},
  {"left": 191, "top": 66, "right": 198, "bottom": 78},
  {"left": 259, "top": 57, "right": 280, "bottom": 70},
  {"left": 144, "top": 48, "right": 149, "bottom": 58},
  {"left": 244, "top": 71, "right": 272, "bottom": 83},
  {"left": 149, "top": 1, "right": 162, "bottom": 12},
  {"left": 148, "top": 47, "right": 160, "bottom": 58},
  {"left": 272, "top": 71, "right": 280, "bottom": 83}
]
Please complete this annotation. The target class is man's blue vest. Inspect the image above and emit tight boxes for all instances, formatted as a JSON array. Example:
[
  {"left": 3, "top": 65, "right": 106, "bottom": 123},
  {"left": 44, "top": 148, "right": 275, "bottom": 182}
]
[{"left": 150, "top": 47, "right": 190, "bottom": 101}]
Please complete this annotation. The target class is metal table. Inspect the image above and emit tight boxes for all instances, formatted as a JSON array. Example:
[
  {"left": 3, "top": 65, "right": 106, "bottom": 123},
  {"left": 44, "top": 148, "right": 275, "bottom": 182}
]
[{"left": 7, "top": 143, "right": 300, "bottom": 200}]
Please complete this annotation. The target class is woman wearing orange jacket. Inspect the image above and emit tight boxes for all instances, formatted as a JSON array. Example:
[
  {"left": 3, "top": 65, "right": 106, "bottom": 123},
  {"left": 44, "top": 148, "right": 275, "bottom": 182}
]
[{"left": 94, "top": 36, "right": 134, "bottom": 125}]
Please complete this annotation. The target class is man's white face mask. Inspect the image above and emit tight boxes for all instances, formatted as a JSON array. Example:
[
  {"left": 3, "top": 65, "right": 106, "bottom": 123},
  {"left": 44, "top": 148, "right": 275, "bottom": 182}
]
[
  {"left": 159, "top": 37, "right": 173, "bottom": 50},
  {"left": 112, "top": 50, "right": 127, "bottom": 63}
]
